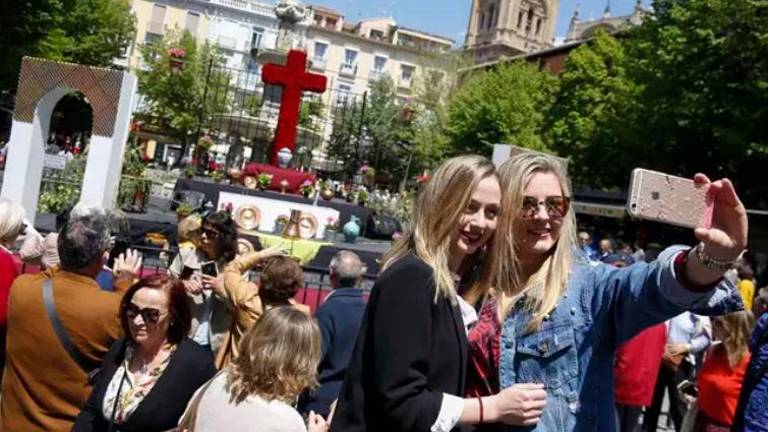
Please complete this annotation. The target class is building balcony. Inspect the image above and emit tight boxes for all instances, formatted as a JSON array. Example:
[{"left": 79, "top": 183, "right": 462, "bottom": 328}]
[
  {"left": 216, "top": 0, "right": 248, "bottom": 10},
  {"left": 207, "top": 0, "right": 275, "bottom": 18},
  {"left": 398, "top": 77, "right": 413, "bottom": 89},
  {"left": 310, "top": 57, "right": 327, "bottom": 70},
  {"left": 146, "top": 21, "right": 165, "bottom": 36},
  {"left": 369, "top": 70, "right": 389, "bottom": 81},
  {"left": 218, "top": 35, "right": 238, "bottom": 50},
  {"left": 339, "top": 63, "right": 358, "bottom": 77}
]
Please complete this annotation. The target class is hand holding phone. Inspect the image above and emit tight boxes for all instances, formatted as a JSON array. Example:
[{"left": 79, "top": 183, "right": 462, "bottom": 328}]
[
  {"left": 200, "top": 261, "right": 218, "bottom": 277},
  {"left": 629, "top": 169, "right": 748, "bottom": 283},
  {"left": 627, "top": 168, "right": 713, "bottom": 229}
]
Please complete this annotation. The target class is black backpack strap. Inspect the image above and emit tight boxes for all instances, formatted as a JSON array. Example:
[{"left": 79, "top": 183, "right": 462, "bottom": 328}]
[{"left": 42, "top": 279, "right": 97, "bottom": 375}]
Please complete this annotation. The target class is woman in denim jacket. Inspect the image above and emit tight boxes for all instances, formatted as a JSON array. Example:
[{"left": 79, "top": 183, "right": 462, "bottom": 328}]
[{"left": 465, "top": 153, "right": 746, "bottom": 431}]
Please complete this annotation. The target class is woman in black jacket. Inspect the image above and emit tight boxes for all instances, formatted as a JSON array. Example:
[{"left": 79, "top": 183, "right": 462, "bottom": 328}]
[
  {"left": 331, "top": 156, "right": 546, "bottom": 432},
  {"left": 72, "top": 275, "right": 216, "bottom": 432}
]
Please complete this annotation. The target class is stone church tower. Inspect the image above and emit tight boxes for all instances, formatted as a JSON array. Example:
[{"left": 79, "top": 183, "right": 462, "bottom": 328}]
[{"left": 465, "top": 0, "right": 559, "bottom": 64}]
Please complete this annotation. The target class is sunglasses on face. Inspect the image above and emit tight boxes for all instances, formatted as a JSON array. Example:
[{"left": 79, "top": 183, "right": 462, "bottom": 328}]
[
  {"left": 200, "top": 226, "right": 221, "bottom": 239},
  {"left": 520, "top": 196, "right": 571, "bottom": 220},
  {"left": 125, "top": 303, "right": 166, "bottom": 324}
]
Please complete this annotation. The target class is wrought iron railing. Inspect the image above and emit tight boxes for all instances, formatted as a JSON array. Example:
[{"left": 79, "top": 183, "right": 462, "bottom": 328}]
[{"left": 13, "top": 243, "right": 376, "bottom": 312}]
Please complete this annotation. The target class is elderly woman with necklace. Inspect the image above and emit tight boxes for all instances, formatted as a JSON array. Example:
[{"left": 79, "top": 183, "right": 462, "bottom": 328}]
[{"left": 73, "top": 275, "right": 216, "bottom": 432}]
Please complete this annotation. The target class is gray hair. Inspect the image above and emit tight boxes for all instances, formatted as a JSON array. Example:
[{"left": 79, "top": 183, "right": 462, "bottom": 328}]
[
  {"left": 58, "top": 204, "right": 111, "bottom": 270},
  {"left": 0, "top": 198, "right": 25, "bottom": 244},
  {"left": 329, "top": 250, "right": 365, "bottom": 288},
  {"left": 105, "top": 208, "right": 131, "bottom": 238}
]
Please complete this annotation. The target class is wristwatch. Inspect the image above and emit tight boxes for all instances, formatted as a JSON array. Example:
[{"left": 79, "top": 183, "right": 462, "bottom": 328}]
[{"left": 694, "top": 243, "right": 737, "bottom": 272}]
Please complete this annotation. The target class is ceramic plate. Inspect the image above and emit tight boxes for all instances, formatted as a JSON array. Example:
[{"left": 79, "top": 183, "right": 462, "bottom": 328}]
[
  {"left": 234, "top": 204, "right": 261, "bottom": 231},
  {"left": 243, "top": 176, "right": 257, "bottom": 189},
  {"left": 298, "top": 213, "right": 318, "bottom": 239}
]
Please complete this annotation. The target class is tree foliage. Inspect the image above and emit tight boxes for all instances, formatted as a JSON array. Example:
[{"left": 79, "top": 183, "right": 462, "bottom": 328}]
[
  {"left": 137, "top": 31, "right": 231, "bottom": 147},
  {"left": 546, "top": 30, "right": 641, "bottom": 190},
  {"left": 326, "top": 77, "right": 413, "bottom": 181},
  {"left": 445, "top": 61, "right": 558, "bottom": 157},
  {"left": 407, "top": 53, "right": 473, "bottom": 175},
  {"left": 0, "top": 0, "right": 134, "bottom": 95},
  {"left": 622, "top": 0, "right": 768, "bottom": 207},
  {"left": 540, "top": 0, "right": 768, "bottom": 206}
]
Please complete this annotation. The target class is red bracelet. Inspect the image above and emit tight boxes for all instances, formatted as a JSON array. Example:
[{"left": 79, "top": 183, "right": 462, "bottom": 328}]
[{"left": 478, "top": 396, "right": 484, "bottom": 424}]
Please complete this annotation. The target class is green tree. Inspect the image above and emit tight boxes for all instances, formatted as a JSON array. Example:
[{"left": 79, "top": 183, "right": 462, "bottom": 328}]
[
  {"left": 0, "top": 0, "right": 134, "bottom": 95},
  {"left": 407, "top": 52, "right": 474, "bottom": 176},
  {"left": 364, "top": 77, "right": 411, "bottom": 176},
  {"left": 621, "top": 0, "right": 768, "bottom": 206},
  {"left": 546, "top": 30, "right": 641, "bottom": 189},
  {"left": 326, "top": 98, "right": 366, "bottom": 177},
  {"left": 326, "top": 77, "right": 414, "bottom": 182},
  {"left": 445, "top": 61, "right": 557, "bottom": 157},
  {"left": 138, "top": 31, "right": 231, "bottom": 153}
]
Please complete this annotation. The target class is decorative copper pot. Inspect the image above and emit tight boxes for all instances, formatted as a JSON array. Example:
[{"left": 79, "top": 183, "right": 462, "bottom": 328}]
[
  {"left": 320, "top": 188, "right": 334, "bottom": 201},
  {"left": 279, "top": 178, "right": 290, "bottom": 194},
  {"left": 282, "top": 209, "right": 302, "bottom": 239}
]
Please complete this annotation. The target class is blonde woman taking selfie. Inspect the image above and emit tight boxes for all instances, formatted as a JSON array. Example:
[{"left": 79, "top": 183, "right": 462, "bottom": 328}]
[{"left": 465, "top": 152, "right": 745, "bottom": 431}]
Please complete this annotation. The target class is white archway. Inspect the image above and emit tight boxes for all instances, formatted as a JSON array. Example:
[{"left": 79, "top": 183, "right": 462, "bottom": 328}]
[{"left": 0, "top": 58, "right": 137, "bottom": 221}]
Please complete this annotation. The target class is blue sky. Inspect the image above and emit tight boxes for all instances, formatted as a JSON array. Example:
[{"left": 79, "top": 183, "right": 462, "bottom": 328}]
[{"left": 311, "top": 0, "right": 652, "bottom": 45}]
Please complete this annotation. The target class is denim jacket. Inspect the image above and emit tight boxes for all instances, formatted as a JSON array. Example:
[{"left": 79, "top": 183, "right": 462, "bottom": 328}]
[
  {"left": 740, "top": 312, "right": 768, "bottom": 431},
  {"left": 499, "top": 246, "right": 743, "bottom": 431}
]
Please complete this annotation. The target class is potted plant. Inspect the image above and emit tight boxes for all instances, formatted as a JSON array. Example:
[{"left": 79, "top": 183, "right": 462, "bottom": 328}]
[
  {"left": 176, "top": 203, "right": 193, "bottom": 221},
  {"left": 324, "top": 217, "right": 339, "bottom": 241},
  {"left": 220, "top": 202, "right": 234, "bottom": 214},
  {"left": 257, "top": 173, "right": 272, "bottom": 190},
  {"left": 356, "top": 189, "right": 369, "bottom": 206},
  {"left": 299, "top": 179, "right": 315, "bottom": 198},
  {"left": 319, "top": 180, "right": 334, "bottom": 200},
  {"left": 364, "top": 166, "right": 376, "bottom": 187},
  {"left": 168, "top": 47, "right": 186, "bottom": 73},
  {"left": 183, "top": 164, "right": 196, "bottom": 179},
  {"left": 274, "top": 214, "right": 290, "bottom": 234},
  {"left": 211, "top": 169, "right": 226, "bottom": 183},
  {"left": 343, "top": 184, "right": 355, "bottom": 202}
]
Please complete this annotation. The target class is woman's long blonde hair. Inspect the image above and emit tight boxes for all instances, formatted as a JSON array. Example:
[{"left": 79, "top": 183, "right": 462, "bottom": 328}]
[
  {"left": 713, "top": 310, "right": 755, "bottom": 368},
  {"left": 495, "top": 152, "right": 578, "bottom": 332},
  {"left": 226, "top": 306, "right": 321, "bottom": 404},
  {"left": 382, "top": 155, "right": 498, "bottom": 304}
]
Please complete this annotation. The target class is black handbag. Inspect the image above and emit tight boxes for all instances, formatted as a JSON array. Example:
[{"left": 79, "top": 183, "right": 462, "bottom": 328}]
[{"left": 42, "top": 279, "right": 102, "bottom": 384}]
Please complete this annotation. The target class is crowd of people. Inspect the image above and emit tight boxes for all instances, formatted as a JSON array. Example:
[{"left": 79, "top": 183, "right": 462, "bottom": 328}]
[{"left": 0, "top": 151, "right": 766, "bottom": 432}]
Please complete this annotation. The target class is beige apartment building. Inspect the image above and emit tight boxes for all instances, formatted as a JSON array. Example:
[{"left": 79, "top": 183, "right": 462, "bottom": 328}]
[
  {"left": 120, "top": 0, "right": 213, "bottom": 71},
  {"left": 305, "top": 6, "right": 455, "bottom": 107}
]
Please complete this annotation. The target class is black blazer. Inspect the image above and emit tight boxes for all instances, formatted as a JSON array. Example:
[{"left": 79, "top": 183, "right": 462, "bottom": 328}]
[
  {"left": 71, "top": 337, "right": 216, "bottom": 432},
  {"left": 330, "top": 254, "right": 468, "bottom": 432}
]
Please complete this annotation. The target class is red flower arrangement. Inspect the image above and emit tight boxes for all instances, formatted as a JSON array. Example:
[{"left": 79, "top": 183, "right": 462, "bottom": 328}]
[
  {"left": 168, "top": 47, "right": 187, "bottom": 58},
  {"left": 416, "top": 170, "right": 430, "bottom": 184}
]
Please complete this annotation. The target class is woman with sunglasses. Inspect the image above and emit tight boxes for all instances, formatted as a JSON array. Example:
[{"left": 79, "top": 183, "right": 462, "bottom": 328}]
[
  {"left": 169, "top": 211, "right": 238, "bottom": 355},
  {"left": 464, "top": 152, "right": 746, "bottom": 431},
  {"left": 73, "top": 274, "right": 216, "bottom": 432}
]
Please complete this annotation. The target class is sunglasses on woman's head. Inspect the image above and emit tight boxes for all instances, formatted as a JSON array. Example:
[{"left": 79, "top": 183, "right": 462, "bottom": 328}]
[
  {"left": 520, "top": 196, "right": 570, "bottom": 219},
  {"left": 126, "top": 303, "right": 166, "bottom": 324}
]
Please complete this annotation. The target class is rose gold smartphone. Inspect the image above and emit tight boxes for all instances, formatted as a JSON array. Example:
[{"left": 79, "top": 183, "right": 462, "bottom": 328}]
[{"left": 627, "top": 168, "right": 714, "bottom": 229}]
